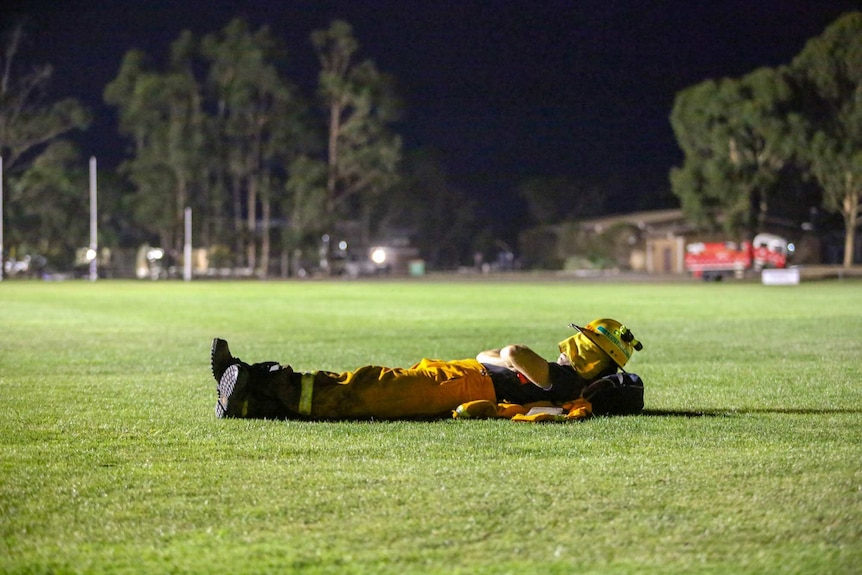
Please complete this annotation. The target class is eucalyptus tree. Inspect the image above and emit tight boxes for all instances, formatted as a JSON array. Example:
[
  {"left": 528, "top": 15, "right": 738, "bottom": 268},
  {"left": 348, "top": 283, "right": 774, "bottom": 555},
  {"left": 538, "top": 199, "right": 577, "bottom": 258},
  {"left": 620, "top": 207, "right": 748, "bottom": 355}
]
[
  {"left": 104, "top": 32, "right": 207, "bottom": 255},
  {"left": 202, "top": 19, "right": 307, "bottom": 276},
  {"left": 790, "top": 12, "right": 862, "bottom": 267},
  {"left": 310, "top": 20, "right": 402, "bottom": 260}
]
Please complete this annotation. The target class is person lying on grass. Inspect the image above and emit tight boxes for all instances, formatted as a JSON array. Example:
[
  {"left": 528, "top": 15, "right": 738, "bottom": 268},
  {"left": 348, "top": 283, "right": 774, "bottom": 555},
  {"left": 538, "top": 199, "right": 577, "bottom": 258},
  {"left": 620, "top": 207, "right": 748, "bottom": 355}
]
[{"left": 209, "top": 318, "right": 644, "bottom": 422}]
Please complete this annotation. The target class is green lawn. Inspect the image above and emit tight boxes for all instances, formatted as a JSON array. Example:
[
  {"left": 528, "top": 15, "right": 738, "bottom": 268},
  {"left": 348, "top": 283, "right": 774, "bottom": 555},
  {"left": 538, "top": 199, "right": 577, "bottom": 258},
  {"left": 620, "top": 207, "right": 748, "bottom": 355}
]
[{"left": 1, "top": 278, "right": 860, "bottom": 574}]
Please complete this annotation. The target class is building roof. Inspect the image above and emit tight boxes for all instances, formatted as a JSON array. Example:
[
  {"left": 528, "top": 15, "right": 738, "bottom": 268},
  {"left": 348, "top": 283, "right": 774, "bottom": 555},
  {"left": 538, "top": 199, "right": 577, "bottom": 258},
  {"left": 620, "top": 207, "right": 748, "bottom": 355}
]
[{"left": 576, "top": 209, "right": 692, "bottom": 235}]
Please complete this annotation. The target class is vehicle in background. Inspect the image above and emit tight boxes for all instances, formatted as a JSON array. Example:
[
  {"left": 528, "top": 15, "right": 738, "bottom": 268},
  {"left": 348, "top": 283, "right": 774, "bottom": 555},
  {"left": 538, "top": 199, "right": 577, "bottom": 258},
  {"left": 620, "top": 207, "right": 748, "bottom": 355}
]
[{"left": 684, "top": 233, "right": 791, "bottom": 280}]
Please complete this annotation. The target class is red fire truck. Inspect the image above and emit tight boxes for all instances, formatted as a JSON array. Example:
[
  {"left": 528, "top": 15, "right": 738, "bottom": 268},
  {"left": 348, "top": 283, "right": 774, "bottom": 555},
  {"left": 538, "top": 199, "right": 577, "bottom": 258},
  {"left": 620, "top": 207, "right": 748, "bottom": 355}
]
[{"left": 684, "top": 233, "right": 789, "bottom": 280}]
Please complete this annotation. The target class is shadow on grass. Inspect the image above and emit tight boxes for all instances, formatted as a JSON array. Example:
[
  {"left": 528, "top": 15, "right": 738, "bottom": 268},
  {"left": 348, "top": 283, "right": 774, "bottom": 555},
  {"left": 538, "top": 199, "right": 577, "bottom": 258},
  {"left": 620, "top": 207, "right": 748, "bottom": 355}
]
[{"left": 642, "top": 408, "right": 862, "bottom": 417}]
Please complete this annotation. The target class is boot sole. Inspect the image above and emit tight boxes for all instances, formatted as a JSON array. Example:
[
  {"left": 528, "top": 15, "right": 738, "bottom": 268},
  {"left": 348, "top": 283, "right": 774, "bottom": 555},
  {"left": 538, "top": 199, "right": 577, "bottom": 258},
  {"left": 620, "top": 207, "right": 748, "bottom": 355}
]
[{"left": 216, "top": 364, "right": 247, "bottom": 418}]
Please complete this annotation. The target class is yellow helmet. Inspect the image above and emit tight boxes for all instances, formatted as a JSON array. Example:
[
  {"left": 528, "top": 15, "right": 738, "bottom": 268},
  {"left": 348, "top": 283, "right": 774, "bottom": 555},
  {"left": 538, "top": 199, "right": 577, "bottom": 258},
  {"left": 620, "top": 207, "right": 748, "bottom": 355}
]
[
  {"left": 569, "top": 318, "right": 643, "bottom": 369},
  {"left": 558, "top": 331, "right": 614, "bottom": 380}
]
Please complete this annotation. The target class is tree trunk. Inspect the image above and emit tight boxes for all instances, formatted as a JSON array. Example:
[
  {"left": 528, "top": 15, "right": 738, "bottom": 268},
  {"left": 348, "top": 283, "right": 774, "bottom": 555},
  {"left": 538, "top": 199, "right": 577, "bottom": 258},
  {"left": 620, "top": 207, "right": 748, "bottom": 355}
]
[
  {"left": 843, "top": 187, "right": 859, "bottom": 268},
  {"left": 175, "top": 177, "right": 188, "bottom": 255},
  {"left": 260, "top": 193, "right": 271, "bottom": 279},
  {"left": 232, "top": 178, "right": 243, "bottom": 267},
  {"left": 246, "top": 176, "right": 257, "bottom": 272}
]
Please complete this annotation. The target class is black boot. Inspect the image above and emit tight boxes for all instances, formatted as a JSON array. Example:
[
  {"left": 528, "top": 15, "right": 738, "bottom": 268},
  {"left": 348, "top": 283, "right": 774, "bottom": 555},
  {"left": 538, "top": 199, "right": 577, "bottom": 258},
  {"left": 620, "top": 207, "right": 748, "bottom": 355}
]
[{"left": 211, "top": 338, "right": 242, "bottom": 383}]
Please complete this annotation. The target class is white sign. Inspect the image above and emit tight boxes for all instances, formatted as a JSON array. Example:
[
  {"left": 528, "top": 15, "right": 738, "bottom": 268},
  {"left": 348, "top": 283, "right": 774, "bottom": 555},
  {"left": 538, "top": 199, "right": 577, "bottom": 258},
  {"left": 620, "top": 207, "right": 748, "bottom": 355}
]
[{"left": 762, "top": 268, "right": 800, "bottom": 286}]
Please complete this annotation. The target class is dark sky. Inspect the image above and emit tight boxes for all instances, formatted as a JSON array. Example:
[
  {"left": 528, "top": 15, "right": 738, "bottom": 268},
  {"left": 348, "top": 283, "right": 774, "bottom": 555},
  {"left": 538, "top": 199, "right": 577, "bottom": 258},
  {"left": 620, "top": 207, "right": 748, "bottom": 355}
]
[{"left": 4, "top": 0, "right": 862, "bottom": 223}]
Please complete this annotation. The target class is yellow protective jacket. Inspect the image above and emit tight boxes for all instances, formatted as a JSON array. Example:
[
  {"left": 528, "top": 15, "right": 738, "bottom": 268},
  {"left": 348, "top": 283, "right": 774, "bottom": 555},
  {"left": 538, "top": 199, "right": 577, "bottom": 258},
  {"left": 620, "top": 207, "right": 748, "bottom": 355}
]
[
  {"left": 298, "top": 358, "right": 497, "bottom": 420},
  {"left": 452, "top": 398, "right": 594, "bottom": 422}
]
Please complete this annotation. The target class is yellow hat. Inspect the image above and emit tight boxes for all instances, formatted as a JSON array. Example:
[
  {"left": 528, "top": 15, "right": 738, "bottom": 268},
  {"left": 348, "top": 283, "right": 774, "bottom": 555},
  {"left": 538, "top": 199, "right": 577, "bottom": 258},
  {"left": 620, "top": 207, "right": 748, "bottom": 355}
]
[{"left": 568, "top": 318, "right": 643, "bottom": 369}]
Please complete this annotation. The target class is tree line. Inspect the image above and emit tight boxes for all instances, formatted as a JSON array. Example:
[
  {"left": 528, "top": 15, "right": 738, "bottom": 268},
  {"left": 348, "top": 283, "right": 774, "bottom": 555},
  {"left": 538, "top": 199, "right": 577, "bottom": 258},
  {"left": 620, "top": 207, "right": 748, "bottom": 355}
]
[
  {"left": 670, "top": 12, "right": 861, "bottom": 267},
  {"left": 102, "top": 18, "right": 411, "bottom": 276},
  {"left": 1, "top": 18, "right": 482, "bottom": 276},
  {"left": 1, "top": 13, "right": 860, "bottom": 275}
]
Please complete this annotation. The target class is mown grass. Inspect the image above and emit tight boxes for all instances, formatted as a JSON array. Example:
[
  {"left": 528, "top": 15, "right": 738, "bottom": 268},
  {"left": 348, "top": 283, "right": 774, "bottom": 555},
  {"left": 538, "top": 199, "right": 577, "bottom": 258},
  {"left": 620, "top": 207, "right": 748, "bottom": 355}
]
[{"left": 1, "top": 278, "right": 860, "bottom": 574}]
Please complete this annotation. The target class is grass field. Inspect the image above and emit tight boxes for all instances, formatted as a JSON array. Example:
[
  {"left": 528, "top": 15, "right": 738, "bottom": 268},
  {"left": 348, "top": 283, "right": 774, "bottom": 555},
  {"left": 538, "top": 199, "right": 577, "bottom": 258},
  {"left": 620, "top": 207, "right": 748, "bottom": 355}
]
[{"left": 1, "top": 277, "right": 861, "bottom": 574}]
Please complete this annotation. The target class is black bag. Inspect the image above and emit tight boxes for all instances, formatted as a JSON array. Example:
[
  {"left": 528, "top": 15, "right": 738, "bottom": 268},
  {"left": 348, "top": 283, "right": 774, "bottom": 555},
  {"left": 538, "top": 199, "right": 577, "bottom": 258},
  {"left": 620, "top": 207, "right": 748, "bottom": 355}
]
[{"left": 582, "top": 372, "right": 644, "bottom": 416}]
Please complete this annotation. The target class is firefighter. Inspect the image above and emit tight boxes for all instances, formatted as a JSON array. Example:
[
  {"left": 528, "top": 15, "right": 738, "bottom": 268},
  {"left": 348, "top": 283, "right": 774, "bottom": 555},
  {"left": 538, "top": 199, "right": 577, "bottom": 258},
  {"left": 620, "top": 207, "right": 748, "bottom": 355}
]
[{"left": 210, "top": 318, "right": 643, "bottom": 421}]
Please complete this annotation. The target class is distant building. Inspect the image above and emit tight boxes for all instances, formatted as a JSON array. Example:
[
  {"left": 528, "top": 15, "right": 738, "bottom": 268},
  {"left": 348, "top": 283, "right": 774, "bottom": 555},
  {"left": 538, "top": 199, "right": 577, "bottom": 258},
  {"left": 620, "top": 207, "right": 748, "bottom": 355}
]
[{"left": 575, "top": 209, "right": 692, "bottom": 274}]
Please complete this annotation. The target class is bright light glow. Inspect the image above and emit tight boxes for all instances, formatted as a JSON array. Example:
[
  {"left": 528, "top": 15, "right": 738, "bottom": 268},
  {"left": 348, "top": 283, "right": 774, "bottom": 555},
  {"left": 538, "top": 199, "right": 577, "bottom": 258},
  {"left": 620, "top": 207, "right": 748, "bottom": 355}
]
[
  {"left": 338, "top": 240, "right": 348, "bottom": 251},
  {"left": 371, "top": 248, "right": 387, "bottom": 265},
  {"left": 787, "top": 243, "right": 795, "bottom": 253},
  {"left": 147, "top": 248, "right": 164, "bottom": 261},
  {"left": 86, "top": 249, "right": 97, "bottom": 262}
]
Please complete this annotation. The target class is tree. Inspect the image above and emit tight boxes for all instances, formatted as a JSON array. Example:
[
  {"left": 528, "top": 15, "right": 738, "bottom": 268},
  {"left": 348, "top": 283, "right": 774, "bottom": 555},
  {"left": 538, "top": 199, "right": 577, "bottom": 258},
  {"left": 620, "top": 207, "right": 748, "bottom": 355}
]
[
  {"left": 0, "top": 23, "right": 90, "bottom": 272},
  {"left": 6, "top": 139, "right": 88, "bottom": 268},
  {"left": 311, "top": 20, "right": 402, "bottom": 265},
  {"left": 669, "top": 67, "right": 794, "bottom": 238},
  {"left": 202, "top": 19, "right": 308, "bottom": 276},
  {"left": 282, "top": 154, "right": 327, "bottom": 264},
  {"left": 104, "top": 35, "right": 207, "bottom": 255},
  {"left": 106, "top": 20, "right": 310, "bottom": 276},
  {"left": 0, "top": 24, "right": 90, "bottom": 174},
  {"left": 790, "top": 12, "right": 862, "bottom": 267},
  {"left": 723, "top": 67, "right": 796, "bottom": 231},
  {"left": 671, "top": 79, "right": 746, "bottom": 235}
]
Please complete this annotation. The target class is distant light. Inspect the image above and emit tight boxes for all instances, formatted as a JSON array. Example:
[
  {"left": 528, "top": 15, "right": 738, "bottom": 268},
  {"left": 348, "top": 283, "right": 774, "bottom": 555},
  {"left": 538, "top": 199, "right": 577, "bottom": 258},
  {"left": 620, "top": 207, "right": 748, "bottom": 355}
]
[
  {"left": 147, "top": 248, "right": 164, "bottom": 261},
  {"left": 338, "top": 240, "right": 348, "bottom": 251},
  {"left": 787, "top": 243, "right": 795, "bottom": 253},
  {"left": 371, "top": 248, "right": 387, "bottom": 265},
  {"left": 86, "top": 249, "right": 97, "bottom": 261}
]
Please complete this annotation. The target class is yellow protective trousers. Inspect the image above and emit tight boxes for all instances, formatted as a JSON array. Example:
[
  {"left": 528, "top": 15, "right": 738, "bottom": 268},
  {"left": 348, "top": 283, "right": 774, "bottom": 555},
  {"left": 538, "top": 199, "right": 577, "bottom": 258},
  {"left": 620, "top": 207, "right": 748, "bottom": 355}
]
[{"left": 292, "top": 358, "right": 497, "bottom": 420}]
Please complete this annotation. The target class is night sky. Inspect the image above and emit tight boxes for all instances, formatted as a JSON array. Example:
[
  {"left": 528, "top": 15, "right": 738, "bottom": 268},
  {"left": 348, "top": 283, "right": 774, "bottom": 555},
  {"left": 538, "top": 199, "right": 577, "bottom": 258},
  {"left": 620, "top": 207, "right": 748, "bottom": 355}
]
[{"left": 4, "top": 0, "right": 862, "bottom": 222}]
